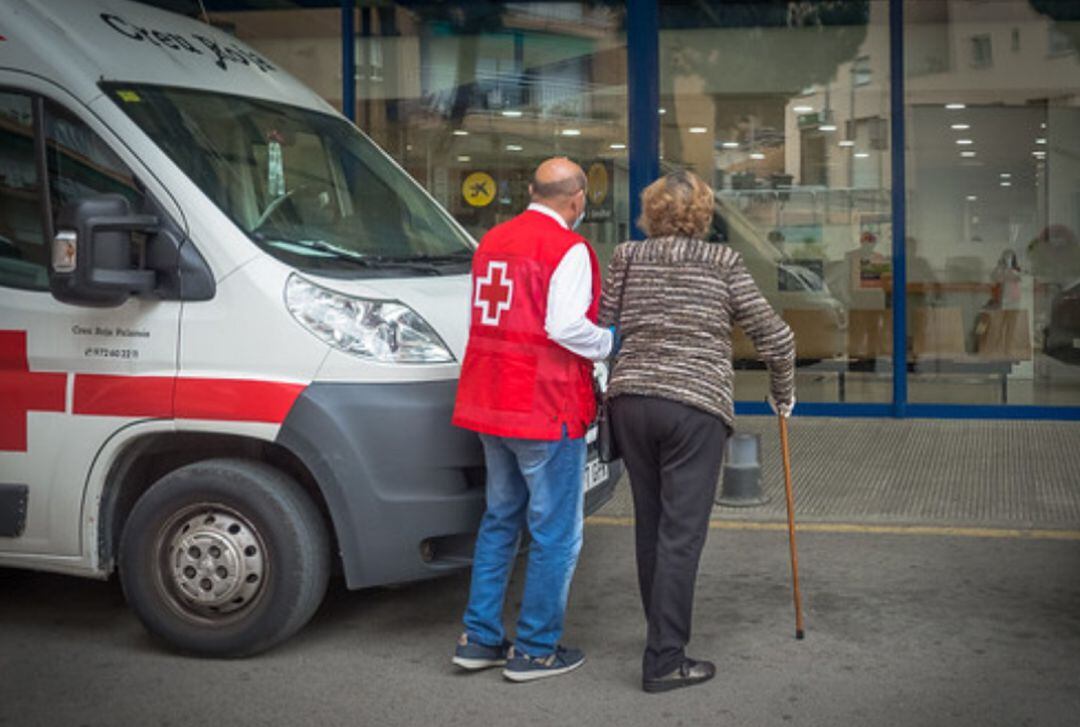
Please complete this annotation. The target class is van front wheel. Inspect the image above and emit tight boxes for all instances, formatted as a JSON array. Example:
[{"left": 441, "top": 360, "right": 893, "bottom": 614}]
[{"left": 119, "top": 458, "right": 330, "bottom": 657}]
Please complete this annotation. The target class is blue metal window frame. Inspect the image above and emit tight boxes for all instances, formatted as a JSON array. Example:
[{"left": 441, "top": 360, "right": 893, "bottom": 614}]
[
  {"left": 888, "top": 0, "right": 908, "bottom": 418},
  {"left": 335, "top": 0, "right": 1080, "bottom": 421},
  {"left": 341, "top": 0, "right": 356, "bottom": 122},
  {"left": 627, "top": 0, "right": 660, "bottom": 240}
]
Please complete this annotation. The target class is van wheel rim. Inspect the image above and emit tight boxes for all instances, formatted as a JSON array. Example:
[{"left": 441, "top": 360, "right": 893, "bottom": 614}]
[{"left": 159, "top": 505, "right": 268, "bottom": 620}]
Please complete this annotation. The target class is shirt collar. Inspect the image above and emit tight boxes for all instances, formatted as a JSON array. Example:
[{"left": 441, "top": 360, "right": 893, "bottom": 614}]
[{"left": 527, "top": 202, "right": 569, "bottom": 230}]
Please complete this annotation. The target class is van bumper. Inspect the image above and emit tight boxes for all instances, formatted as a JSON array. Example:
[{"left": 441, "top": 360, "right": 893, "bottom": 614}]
[{"left": 276, "top": 381, "right": 620, "bottom": 590}]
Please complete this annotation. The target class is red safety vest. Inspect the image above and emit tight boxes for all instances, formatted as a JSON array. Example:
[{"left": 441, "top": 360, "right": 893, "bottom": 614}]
[{"left": 452, "top": 209, "right": 601, "bottom": 440}]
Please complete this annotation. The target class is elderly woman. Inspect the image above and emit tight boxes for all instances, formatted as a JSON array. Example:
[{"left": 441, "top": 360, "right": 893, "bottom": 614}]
[{"left": 600, "top": 170, "right": 795, "bottom": 693}]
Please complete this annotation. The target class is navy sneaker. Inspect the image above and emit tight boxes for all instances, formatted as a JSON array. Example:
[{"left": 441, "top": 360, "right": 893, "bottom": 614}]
[
  {"left": 502, "top": 645, "right": 585, "bottom": 682},
  {"left": 452, "top": 633, "right": 511, "bottom": 670}
]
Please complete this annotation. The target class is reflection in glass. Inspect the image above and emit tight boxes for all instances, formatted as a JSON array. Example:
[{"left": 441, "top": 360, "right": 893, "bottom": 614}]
[
  {"left": 660, "top": 0, "right": 890, "bottom": 404},
  {"left": 346, "top": 2, "right": 629, "bottom": 267},
  {"left": 0, "top": 92, "right": 46, "bottom": 290},
  {"left": 906, "top": 0, "right": 1080, "bottom": 406}
]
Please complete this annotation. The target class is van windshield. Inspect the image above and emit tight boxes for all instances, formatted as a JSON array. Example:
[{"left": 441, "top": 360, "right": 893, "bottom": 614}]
[{"left": 103, "top": 84, "right": 473, "bottom": 275}]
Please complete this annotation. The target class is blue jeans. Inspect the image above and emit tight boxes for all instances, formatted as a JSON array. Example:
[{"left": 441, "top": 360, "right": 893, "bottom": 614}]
[{"left": 463, "top": 429, "right": 586, "bottom": 657}]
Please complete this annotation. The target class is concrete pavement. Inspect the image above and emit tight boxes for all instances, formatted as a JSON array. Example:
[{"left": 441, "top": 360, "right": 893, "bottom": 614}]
[{"left": 2, "top": 519, "right": 1079, "bottom": 727}]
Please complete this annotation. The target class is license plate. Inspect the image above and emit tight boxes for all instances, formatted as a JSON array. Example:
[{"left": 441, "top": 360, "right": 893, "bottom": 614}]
[{"left": 586, "top": 459, "right": 609, "bottom": 492}]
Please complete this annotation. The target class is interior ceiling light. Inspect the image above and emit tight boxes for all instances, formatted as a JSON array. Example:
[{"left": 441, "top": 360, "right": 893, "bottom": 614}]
[
  {"left": 956, "top": 139, "right": 974, "bottom": 145},
  {"left": 966, "top": 195, "right": 978, "bottom": 201},
  {"left": 946, "top": 103, "right": 966, "bottom": 110},
  {"left": 453, "top": 129, "right": 469, "bottom": 136},
  {"left": 658, "top": 108, "right": 667, "bottom": 115},
  {"left": 506, "top": 144, "right": 523, "bottom": 151},
  {"left": 750, "top": 152, "right": 765, "bottom": 160},
  {"left": 501, "top": 110, "right": 523, "bottom": 118},
  {"left": 457, "top": 155, "right": 471, "bottom": 162},
  {"left": 1000, "top": 181, "right": 1012, "bottom": 187},
  {"left": 1036, "top": 138, "right": 1047, "bottom": 144},
  {"left": 838, "top": 140, "right": 855, "bottom": 147},
  {"left": 951, "top": 124, "right": 970, "bottom": 130},
  {"left": 609, "top": 143, "right": 627, "bottom": 150},
  {"left": 854, "top": 152, "right": 870, "bottom": 158},
  {"left": 960, "top": 151, "right": 977, "bottom": 158},
  {"left": 721, "top": 141, "right": 739, "bottom": 149},
  {"left": 560, "top": 129, "right": 581, "bottom": 136},
  {"left": 689, "top": 126, "right": 708, "bottom": 134},
  {"left": 819, "top": 124, "right": 837, "bottom": 132},
  {"left": 793, "top": 105, "right": 814, "bottom": 113},
  {"left": 1000, "top": 173, "right": 1012, "bottom": 178}
]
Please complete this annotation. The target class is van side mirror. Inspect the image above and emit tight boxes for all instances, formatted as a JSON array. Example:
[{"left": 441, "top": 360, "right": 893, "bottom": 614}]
[{"left": 50, "top": 194, "right": 158, "bottom": 307}]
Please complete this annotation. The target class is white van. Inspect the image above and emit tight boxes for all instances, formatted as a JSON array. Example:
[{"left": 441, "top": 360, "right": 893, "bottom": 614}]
[{"left": 0, "top": 0, "right": 619, "bottom": 656}]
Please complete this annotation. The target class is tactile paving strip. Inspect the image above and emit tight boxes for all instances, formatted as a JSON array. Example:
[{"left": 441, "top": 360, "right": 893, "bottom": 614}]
[{"left": 599, "top": 417, "right": 1080, "bottom": 529}]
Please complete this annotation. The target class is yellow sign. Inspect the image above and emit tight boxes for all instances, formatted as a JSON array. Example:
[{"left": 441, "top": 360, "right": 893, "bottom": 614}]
[
  {"left": 587, "top": 162, "right": 609, "bottom": 206},
  {"left": 116, "top": 90, "right": 142, "bottom": 103},
  {"left": 463, "top": 172, "right": 496, "bottom": 208}
]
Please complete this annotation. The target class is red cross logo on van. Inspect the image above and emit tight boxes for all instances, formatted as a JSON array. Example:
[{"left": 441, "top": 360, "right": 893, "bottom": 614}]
[
  {"left": 0, "top": 331, "right": 67, "bottom": 452},
  {"left": 474, "top": 261, "right": 513, "bottom": 326}
]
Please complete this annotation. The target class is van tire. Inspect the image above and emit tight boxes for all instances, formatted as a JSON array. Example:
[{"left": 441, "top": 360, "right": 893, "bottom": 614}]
[{"left": 119, "top": 458, "right": 330, "bottom": 657}]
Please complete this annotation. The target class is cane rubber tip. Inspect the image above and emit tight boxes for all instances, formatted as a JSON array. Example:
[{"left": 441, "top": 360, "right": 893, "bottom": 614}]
[{"left": 796, "top": 630, "right": 805, "bottom": 640}]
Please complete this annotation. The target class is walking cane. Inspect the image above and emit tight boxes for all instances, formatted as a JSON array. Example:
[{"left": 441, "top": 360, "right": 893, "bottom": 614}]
[{"left": 778, "top": 414, "right": 805, "bottom": 640}]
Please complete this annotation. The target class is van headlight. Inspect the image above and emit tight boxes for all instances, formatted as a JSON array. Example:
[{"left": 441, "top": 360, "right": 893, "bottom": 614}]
[{"left": 285, "top": 274, "right": 454, "bottom": 363}]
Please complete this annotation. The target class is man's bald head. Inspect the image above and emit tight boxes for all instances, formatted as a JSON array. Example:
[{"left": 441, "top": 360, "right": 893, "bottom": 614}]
[
  {"left": 530, "top": 157, "right": 587, "bottom": 203},
  {"left": 528, "top": 157, "right": 588, "bottom": 229}
]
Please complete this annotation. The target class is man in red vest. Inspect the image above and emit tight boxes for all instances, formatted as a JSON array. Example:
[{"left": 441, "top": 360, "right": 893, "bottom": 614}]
[{"left": 451, "top": 157, "right": 615, "bottom": 682}]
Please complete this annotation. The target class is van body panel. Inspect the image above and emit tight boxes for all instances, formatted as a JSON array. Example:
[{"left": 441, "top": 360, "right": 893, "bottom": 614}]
[
  {"left": 177, "top": 256, "right": 329, "bottom": 387},
  {"left": 0, "top": 295, "right": 181, "bottom": 559},
  {"left": 6, "top": 0, "right": 331, "bottom": 115}
]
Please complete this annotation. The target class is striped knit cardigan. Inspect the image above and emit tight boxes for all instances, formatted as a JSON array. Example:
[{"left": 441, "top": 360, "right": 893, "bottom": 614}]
[{"left": 598, "top": 236, "right": 795, "bottom": 430}]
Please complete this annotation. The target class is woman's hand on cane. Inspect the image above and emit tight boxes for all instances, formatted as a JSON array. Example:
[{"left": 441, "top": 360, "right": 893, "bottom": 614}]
[{"left": 767, "top": 393, "right": 796, "bottom": 418}]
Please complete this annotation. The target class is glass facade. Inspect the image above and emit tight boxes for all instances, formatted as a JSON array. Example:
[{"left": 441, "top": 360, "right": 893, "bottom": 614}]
[
  {"left": 347, "top": 2, "right": 629, "bottom": 270},
  {"left": 142, "top": 0, "right": 1080, "bottom": 419},
  {"left": 659, "top": 1, "right": 892, "bottom": 405},
  {"left": 905, "top": 0, "right": 1080, "bottom": 407}
]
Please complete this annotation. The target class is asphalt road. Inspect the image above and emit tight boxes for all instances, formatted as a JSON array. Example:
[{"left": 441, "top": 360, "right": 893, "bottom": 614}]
[{"left": 2, "top": 522, "right": 1079, "bottom": 727}]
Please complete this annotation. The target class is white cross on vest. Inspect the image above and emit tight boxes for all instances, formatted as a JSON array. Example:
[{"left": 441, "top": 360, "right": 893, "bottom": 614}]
[{"left": 474, "top": 260, "right": 514, "bottom": 326}]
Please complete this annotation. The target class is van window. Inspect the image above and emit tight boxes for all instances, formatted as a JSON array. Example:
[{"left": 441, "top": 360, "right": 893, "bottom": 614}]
[
  {"left": 103, "top": 84, "right": 474, "bottom": 276},
  {"left": 44, "top": 101, "right": 142, "bottom": 225},
  {"left": 0, "top": 91, "right": 47, "bottom": 290}
]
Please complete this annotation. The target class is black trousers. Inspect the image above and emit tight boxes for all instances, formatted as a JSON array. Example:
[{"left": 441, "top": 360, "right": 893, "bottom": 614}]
[{"left": 610, "top": 394, "right": 728, "bottom": 679}]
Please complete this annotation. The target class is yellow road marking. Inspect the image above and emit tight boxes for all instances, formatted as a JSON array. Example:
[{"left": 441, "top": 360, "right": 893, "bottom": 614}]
[{"left": 585, "top": 516, "right": 1080, "bottom": 541}]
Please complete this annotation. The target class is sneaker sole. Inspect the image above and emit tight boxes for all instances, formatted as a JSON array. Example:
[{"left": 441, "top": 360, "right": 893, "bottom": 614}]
[
  {"left": 502, "top": 657, "right": 586, "bottom": 682},
  {"left": 452, "top": 656, "right": 507, "bottom": 670}
]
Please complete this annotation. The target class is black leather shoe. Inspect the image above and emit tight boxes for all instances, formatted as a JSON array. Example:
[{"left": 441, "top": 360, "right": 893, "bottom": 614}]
[{"left": 642, "top": 658, "right": 716, "bottom": 694}]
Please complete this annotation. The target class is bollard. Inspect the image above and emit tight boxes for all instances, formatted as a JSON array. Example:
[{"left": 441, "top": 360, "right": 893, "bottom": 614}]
[{"left": 716, "top": 432, "right": 769, "bottom": 507}]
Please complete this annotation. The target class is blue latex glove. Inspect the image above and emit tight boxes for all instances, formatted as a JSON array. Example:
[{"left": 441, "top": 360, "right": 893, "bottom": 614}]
[{"left": 608, "top": 325, "right": 621, "bottom": 357}]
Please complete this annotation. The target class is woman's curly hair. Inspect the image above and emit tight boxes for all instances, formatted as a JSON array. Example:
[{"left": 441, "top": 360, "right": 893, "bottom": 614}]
[{"left": 637, "top": 170, "right": 714, "bottom": 239}]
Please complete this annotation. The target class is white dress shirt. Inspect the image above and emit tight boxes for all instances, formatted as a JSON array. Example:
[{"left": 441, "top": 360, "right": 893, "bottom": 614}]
[{"left": 527, "top": 203, "right": 614, "bottom": 362}]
